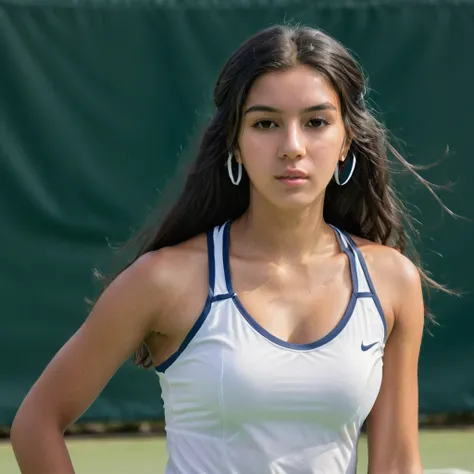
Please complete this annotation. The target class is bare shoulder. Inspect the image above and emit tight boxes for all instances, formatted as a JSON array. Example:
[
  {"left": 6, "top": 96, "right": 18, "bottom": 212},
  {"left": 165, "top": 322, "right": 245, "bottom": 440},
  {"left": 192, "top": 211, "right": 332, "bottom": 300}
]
[
  {"left": 349, "top": 235, "right": 424, "bottom": 334},
  {"left": 132, "top": 233, "right": 210, "bottom": 333},
  {"left": 350, "top": 235, "right": 421, "bottom": 288},
  {"left": 138, "top": 233, "right": 208, "bottom": 294}
]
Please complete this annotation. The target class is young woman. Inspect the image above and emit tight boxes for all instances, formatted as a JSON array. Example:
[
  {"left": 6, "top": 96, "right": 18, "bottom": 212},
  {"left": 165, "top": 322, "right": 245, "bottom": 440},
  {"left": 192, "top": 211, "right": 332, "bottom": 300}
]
[{"left": 11, "top": 25, "right": 431, "bottom": 473}]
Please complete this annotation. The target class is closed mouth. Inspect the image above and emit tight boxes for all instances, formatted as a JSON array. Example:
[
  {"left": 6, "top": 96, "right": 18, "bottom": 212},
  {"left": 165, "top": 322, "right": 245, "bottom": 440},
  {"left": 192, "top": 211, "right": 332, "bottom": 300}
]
[
  {"left": 276, "top": 170, "right": 308, "bottom": 180},
  {"left": 277, "top": 176, "right": 308, "bottom": 179}
]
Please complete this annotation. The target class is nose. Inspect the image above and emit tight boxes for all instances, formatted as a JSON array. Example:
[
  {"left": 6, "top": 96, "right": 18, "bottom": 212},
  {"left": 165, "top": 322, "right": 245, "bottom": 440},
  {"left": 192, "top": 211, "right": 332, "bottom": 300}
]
[{"left": 279, "top": 122, "right": 306, "bottom": 160}]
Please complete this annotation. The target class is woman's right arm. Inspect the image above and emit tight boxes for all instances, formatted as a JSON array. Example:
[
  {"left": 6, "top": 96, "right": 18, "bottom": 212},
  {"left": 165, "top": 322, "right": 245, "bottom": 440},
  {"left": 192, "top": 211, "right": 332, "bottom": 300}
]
[{"left": 10, "top": 251, "right": 170, "bottom": 474}]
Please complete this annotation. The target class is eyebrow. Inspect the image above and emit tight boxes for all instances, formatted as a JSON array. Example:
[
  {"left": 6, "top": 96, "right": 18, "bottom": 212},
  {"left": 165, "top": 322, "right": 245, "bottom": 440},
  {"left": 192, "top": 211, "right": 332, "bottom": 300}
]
[{"left": 244, "top": 102, "right": 337, "bottom": 115}]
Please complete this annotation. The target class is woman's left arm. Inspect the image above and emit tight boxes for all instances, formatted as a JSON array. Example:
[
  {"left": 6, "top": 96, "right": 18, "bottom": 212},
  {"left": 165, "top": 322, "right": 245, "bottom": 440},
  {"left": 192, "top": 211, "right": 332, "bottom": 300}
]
[{"left": 366, "top": 252, "right": 425, "bottom": 474}]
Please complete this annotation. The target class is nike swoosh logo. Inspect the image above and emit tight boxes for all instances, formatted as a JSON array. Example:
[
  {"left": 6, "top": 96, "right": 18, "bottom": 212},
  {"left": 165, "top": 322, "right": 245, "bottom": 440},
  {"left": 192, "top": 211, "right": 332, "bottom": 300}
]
[{"left": 361, "top": 341, "right": 378, "bottom": 352}]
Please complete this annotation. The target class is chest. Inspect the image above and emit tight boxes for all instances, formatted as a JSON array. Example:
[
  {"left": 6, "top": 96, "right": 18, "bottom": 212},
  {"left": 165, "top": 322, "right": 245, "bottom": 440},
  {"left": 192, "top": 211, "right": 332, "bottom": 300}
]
[{"left": 232, "top": 257, "right": 353, "bottom": 344}]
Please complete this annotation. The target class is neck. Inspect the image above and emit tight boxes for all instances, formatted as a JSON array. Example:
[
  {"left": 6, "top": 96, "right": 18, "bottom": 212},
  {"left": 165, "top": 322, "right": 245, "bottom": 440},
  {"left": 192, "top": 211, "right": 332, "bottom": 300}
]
[{"left": 234, "top": 195, "right": 336, "bottom": 263}]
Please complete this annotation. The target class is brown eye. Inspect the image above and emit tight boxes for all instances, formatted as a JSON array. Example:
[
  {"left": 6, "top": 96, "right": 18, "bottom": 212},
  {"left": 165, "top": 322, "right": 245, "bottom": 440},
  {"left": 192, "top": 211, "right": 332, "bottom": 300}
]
[
  {"left": 307, "top": 118, "right": 329, "bottom": 128},
  {"left": 253, "top": 120, "right": 277, "bottom": 129}
]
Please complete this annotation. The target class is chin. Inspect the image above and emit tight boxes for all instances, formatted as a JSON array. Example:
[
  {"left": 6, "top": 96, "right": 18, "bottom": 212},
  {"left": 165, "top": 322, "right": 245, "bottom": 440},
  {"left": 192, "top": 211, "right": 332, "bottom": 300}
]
[
  {"left": 252, "top": 187, "right": 323, "bottom": 211},
  {"left": 272, "top": 195, "right": 320, "bottom": 211}
]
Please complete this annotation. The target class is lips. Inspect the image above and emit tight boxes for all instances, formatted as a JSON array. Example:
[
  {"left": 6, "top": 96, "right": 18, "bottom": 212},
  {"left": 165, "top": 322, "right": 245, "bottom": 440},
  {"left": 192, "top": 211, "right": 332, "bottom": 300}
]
[{"left": 276, "top": 169, "right": 308, "bottom": 179}]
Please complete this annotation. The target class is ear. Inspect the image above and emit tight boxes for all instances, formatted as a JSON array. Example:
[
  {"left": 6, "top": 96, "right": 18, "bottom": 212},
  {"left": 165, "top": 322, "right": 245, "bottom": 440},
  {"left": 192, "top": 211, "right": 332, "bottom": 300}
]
[
  {"left": 341, "top": 136, "right": 353, "bottom": 162},
  {"left": 234, "top": 149, "right": 242, "bottom": 164}
]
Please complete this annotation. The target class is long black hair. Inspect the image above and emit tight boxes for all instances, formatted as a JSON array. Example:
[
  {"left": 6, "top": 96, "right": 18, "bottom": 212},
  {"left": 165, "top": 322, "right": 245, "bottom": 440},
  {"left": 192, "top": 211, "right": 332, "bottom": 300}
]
[{"left": 100, "top": 25, "right": 454, "bottom": 368}]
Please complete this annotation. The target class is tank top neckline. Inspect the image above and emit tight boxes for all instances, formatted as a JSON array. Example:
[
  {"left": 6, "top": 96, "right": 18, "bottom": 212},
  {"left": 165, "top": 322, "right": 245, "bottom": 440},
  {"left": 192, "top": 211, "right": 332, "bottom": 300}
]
[{"left": 220, "top": 220, "right": 360, "bottom": 351}]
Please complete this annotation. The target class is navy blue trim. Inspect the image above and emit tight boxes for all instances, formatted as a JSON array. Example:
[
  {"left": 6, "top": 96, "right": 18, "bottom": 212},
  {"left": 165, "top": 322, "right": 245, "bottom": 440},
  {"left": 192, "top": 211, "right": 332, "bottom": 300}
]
[
  {"left": 343, "top": 233, "right": 388, "bottom": 342},
  {"left": 222, "top": 221, "right": 234, "bottom": 293},
  {"left": 211, "top": 293, "right": 235, "bottom": 302},
  {"left": 225, "top": 222, "right": 359, "bottom": 351},
  {"left": 206, "top": 230, "right": 215, "bottom": 297},
  {"left": 357, "top": 292, "right": 373, "bottom": 298},
  {"left": 155, "top": 297, "right": 213, "bottom": 373},
  {"left": 331, "top": 225, "right": 358, "bottom": 294},
  {"left": 233, "top": 293, "right": 357, "bottom": 350}
]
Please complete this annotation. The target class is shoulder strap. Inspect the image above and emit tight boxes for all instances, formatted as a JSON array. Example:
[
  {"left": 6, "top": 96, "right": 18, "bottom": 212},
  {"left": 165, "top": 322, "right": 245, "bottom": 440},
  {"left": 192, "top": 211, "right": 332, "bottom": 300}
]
[
  {"left": 342, "top": 231, "right": 387, "bottom": 340},
  {"left": 341, "top": 232, "right": 374, "bottom": 294},
  {"left": 331, "top": 225, "right": 359, "bottom": 294},
  {"left": 207, "top": 222, "right": 233, "bottom": 298}
]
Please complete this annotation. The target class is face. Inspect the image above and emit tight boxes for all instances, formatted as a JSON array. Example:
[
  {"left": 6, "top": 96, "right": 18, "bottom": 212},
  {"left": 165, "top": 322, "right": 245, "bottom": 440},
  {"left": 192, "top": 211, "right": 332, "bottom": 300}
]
[{"left": 236, "top": 65, "right": 351, "bottom": 210}]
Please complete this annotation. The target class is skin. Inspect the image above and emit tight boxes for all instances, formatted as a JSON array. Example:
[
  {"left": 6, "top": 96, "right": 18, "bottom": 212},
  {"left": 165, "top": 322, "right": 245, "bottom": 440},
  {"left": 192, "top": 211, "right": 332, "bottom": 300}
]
[{"left": 11, "top": 65, "right": 424, "bottom": 474}]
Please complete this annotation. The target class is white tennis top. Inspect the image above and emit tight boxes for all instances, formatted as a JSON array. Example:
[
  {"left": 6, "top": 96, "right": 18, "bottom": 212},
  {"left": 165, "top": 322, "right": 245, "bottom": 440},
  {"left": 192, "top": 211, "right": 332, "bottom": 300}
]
[{"left": 156, "top": 221, "right": 386, "bottom": 474}]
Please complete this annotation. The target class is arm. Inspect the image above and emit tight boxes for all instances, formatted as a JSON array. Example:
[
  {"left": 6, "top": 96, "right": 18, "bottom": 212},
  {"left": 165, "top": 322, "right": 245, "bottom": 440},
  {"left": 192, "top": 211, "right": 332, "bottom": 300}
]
[
  {"left": 366, "top": 252, "right": 425, "bottom": 474},
  {"left": 10, "top": 252, "right": 169, "bottom": 474}
]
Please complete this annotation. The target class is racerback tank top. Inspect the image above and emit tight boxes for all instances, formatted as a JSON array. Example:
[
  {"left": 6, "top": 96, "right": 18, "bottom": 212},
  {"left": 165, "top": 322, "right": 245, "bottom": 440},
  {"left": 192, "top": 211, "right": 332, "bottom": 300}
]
[{"left": 156, "top": 221, "right": 387, "bottom": 474}]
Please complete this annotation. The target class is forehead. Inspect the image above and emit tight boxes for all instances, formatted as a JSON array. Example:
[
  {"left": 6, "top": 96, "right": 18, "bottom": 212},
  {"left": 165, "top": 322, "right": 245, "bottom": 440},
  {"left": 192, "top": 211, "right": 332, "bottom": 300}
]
[{"left": 245, "top": 65, "right": 340, "bottom": 111}]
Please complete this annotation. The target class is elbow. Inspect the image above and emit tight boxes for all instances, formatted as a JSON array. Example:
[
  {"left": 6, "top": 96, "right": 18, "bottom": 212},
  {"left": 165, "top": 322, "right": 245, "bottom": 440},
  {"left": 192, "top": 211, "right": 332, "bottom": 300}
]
[
  {"left": 10, "top": 409, "right": 29, "bottom": 460},
  {"left": 11, "top": 401, "right": 62, "bottom": 449},
  {"left": 11, "top": 405, "right": 35, "bottom": 451},
  {"left": 11, "top": 405, "right": 29, "bottom": 446},
  {"left": 10, "top": 403, "right": 74, "bottom": 474}
]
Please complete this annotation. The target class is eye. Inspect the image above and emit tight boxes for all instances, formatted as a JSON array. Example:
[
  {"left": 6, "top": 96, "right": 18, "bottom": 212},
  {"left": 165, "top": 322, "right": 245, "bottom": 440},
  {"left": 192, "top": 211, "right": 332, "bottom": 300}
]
[
  {"left": 252, "top": 119, "right": 277, "bottom": 130},
  {"left": 307, "top": 117, "right": 330, "bottom": 128}
]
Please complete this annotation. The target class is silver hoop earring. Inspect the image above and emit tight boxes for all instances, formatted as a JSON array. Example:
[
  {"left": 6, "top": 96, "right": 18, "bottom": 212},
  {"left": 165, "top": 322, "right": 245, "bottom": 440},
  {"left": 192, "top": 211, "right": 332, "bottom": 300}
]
[
  {"left": 227, "top": 152, "right": 242, "bottom": 186},
  {"left": 334, "top": 152, "right": 356, "bottom": 186}
]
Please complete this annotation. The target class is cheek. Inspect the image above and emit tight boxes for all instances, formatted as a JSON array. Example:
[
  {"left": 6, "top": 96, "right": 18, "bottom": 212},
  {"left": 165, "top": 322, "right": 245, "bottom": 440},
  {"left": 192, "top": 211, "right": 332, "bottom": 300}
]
[
  {"left": 238, "top": 133, "right": 275, "bottom": 174},
  {"left": 239, "top": 131, "right": 274, "bottom": 157},
  {"left": 312, "top": 124, "right": 346, "bottom": 151},
  {"left": 308, "top": 130, "right": 346, "bottom": 167}
]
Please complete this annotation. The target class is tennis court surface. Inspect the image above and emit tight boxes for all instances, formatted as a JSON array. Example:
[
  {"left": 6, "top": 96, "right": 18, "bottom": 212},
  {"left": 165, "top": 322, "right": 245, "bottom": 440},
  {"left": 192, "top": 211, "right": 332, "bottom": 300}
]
[{"left": 1, "top": 429, "right": 473, "bottom": 473}]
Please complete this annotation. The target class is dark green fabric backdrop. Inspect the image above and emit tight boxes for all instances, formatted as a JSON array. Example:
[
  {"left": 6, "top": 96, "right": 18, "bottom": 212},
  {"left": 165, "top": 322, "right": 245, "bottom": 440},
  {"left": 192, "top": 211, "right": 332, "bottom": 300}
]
[{"left": 1, "top": 0, "right": 473, "bottom": 425}]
